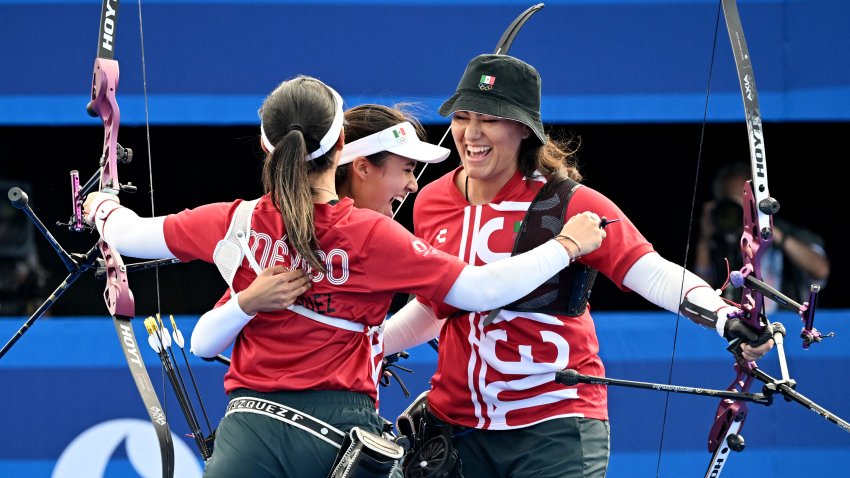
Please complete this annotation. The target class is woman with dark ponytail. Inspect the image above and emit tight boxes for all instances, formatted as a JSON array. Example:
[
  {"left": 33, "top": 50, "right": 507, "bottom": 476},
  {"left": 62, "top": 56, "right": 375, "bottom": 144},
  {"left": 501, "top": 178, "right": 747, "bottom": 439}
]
[
  {"left": 84, "top": 75, "right": 607, "bottom": 477},
  {"left": 260, "top": 76, "right": 347, "bottom": 273}
]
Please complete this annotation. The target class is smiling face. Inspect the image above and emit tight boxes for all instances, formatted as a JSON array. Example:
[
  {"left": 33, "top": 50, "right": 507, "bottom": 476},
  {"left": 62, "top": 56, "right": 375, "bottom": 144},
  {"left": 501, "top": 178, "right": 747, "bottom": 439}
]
[
  {"left": 451, "top": 111, "right": 530, "bottom": 187},
  {"left": 354, "top": 154, "right": 419, "bottom": 217}
]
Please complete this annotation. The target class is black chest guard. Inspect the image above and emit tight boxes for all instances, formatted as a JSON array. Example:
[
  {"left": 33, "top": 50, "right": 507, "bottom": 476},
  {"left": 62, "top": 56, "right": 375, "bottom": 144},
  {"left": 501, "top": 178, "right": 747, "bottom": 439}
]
[{"left": 504, "top": 177, "right": 598, "bottom": 317}]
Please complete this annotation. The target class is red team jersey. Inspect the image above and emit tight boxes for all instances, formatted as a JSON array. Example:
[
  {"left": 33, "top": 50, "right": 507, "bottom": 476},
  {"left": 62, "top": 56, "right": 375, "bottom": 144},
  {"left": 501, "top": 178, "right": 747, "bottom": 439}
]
[
  {"left": 415, "top": 168, "right": 654, "bottom": 429},
  {"left": 163, "top": 195, "right": 465, "bottom": 401}
]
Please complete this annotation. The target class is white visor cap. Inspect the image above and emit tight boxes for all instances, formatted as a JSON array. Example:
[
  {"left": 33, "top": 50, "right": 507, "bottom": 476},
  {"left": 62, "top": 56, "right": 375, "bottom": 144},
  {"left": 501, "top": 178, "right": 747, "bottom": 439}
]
[{"left": 339, "top": 122, "right": 450, "bottom": 166}]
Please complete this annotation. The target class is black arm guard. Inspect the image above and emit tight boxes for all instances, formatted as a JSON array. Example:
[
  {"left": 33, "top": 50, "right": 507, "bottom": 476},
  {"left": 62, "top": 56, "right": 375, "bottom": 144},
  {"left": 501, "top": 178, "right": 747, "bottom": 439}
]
[{"left": 679, "top": 297, "right": 721, "bottom": 331}]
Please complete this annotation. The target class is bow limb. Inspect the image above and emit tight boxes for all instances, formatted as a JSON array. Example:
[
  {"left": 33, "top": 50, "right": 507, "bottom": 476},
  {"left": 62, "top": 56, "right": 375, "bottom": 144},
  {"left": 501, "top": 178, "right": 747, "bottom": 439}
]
[
  {"left": 704, "top": 1, "right": 780, "bottom": 475},
  {"left": 493, "top": 3, "right": 544, "bottom": 55},
  {"left": 720, "top": 0, "right": 779, "bottom": 333},
  {"left": 88, "top": 0, "right": 175, "bottom": 475}
]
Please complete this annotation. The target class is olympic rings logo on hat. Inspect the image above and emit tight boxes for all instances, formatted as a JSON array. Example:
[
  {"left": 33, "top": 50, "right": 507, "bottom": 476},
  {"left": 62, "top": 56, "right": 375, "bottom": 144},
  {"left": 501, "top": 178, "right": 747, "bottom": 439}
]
[
  {"left": 479, "top": 74, "right": 496, "bottom": 91},
  {"left": 391, "top": 127, "right": 408, "bottom": 144}
]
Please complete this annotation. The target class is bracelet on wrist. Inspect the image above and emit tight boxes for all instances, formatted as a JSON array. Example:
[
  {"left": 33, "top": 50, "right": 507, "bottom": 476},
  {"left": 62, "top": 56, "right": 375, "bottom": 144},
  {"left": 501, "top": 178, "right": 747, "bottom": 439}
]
[{"left": 554, "top": 234, "right": 582, "bottom": 263}]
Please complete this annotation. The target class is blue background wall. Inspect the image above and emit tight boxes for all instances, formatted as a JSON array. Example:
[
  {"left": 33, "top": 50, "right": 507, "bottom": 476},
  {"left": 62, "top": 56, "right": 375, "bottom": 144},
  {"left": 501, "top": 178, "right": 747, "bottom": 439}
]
[
  {"left": 1, "top": 0, "right": 849, "bottom": 126},
  {"left": 4, "top": 2, "right": 850, "bottom": 315},
  {"left": 1, "top": 310, "right": 848, "bottom": 477}
]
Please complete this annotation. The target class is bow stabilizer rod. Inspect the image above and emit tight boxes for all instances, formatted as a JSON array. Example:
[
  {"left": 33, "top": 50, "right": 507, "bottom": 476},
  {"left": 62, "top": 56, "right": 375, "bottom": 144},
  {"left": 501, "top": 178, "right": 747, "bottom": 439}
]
[{"left": 555, "top": 369, "right": 771, "bottom": 405}]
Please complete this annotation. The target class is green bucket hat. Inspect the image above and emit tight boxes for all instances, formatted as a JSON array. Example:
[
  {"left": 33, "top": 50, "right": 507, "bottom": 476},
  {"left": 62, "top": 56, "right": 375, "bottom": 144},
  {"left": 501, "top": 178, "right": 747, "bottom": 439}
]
[{"left": 439, "top": 54, "right": 546, "bottom": 144}]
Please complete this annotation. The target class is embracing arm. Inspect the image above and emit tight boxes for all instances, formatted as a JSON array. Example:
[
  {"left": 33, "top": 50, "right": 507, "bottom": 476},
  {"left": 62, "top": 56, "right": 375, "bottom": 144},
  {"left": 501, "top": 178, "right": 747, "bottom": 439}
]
[
  {"left": 443, "top": 210, "right": 605, "bottom": 311},
  {"left": 382, "top": 212, "right": 607, "bottom": 354},
  {"left": 383, "top": 211, "right": 607, "bottom": 353},
  {"left": 192, "top": 235, "right": 592, "bottom": 358},
  {"left": 444, "top": 240, "right": 568, "bottom": 311},
  {"left": 190, "top": 293, "right": 254, "bottom": 358},
  {"left": 190, "top": 266, "right": 311, "bottom": 358},
  {"left": 383, "top": 300, "right": 441, "bottom": 356}
]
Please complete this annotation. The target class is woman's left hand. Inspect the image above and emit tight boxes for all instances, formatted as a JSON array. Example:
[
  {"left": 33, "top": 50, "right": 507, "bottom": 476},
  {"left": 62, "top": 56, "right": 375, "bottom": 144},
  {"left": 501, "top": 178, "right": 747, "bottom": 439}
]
[
  {"left": 82, "top": 191, "right": 119, "bottom": 225},
  {"left": 740, "top": 341, "right": 774, "bottom": 362},
  {"left": 237, "top": 265, "right": 311, "bottom": 315}
]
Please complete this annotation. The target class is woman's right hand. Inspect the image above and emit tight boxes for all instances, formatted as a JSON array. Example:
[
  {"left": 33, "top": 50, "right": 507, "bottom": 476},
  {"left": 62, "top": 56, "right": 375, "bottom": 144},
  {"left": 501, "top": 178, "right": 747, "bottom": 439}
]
[
  {"left": 237, "top": 266, "right": 312, "bottom": 315},
  {"left": 554, "top": 211, "right": 607, "bottom": 260}
]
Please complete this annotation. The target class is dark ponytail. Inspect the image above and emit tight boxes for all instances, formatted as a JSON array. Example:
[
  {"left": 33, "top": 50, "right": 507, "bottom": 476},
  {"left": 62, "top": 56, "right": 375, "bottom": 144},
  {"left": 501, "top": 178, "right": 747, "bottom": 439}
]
[{"left": 259, "top": 76, "right": 340, "bottom": 273}]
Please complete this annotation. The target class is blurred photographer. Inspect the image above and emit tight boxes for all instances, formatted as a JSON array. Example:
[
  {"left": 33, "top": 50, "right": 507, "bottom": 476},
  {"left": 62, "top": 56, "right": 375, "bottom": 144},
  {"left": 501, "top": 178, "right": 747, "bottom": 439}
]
[
  {"left": 694, "top": 162, "right": 830, "bottom": 314},
  {"left": 0, "top": 180, "right": 48, "bottom": 316}
]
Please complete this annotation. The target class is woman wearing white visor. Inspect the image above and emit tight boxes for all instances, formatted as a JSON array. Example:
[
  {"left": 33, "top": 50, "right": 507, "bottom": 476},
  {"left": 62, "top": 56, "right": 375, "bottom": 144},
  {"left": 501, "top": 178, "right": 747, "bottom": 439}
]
[
  {"left": 196, "top": 104, "right": 453, "bottom": 356},
  {"left": 203, "top": 104, "right": 453, "bottom": 338},
  {"left": 336, "top": 104, "right": 449, "bottom": 218}
]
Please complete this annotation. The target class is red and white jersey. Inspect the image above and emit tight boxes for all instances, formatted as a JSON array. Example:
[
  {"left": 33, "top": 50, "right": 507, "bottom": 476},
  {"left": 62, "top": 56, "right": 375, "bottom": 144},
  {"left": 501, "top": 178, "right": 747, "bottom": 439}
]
[
  {"left": 164, "top": 195, "right": 465, "bottom": 400},
  {"left": 414, "top": 168, "right": 654, "bottom": 429}
]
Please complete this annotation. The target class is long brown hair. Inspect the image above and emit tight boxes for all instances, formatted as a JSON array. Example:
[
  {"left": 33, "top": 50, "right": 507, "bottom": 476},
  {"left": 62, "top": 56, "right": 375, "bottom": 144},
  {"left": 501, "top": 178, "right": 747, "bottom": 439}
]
[
  {"left": 258, "top": 76, "right": 339, "bottom": 273},
  {"left": 517, "top": 132, "right": 583, "bottom": 184}
]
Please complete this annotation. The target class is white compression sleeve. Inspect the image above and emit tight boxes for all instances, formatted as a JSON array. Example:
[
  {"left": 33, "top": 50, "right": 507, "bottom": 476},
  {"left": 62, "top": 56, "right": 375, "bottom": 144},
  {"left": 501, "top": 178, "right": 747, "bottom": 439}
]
[
  {"left": 383, "top": 299, "right": 441, "bottom": 356},
  {"left": 190, "top": 293, "right": 255, "bottom": 358},
  {"left": 444, "top": 239, "right": 570, "bottom": 312},
  {"left": 95, "top": 203, "right": 173, "bottom": 259},
  {"left": 622, "top": 252, "right": 735, "bottom": 337}
]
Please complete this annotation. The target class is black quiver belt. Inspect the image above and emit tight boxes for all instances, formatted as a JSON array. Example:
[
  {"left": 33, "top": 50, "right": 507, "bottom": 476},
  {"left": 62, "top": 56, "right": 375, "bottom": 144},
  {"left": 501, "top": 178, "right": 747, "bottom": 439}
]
[{"left": 505, "top": 177, "right": 598, "bottom": 316}]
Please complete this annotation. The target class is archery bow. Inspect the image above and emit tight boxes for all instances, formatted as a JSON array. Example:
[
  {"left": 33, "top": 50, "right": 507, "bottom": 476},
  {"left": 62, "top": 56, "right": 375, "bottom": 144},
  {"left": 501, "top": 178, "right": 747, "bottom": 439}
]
[
  {"left": 552, "top": 2, "right": 847, "bottom": 476},
  {"left": 701, "top": 1, "right": 774, "bottom": 473},
  {"left": 673, "top": 1, "right": 844, "bottom": 475},
  {"left": 86, "top": 0, "right": 175, "bottom": 475}
]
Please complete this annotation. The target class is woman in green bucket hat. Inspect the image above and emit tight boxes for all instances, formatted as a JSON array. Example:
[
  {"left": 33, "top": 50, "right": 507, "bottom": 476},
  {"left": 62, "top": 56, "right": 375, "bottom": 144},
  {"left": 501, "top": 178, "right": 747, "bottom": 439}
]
[{"left": 383, "top": 53, "right": 776, "bottom": 478}]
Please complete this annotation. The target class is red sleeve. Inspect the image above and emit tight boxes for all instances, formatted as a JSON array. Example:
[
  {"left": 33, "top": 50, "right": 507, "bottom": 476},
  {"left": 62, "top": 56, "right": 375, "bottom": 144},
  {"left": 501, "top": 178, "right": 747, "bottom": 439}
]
[
  {"left": 567, "top": 186, "right": 655, "bottom": 290},
  {"left": 360, "top": 218, "right": 465, "bottom": 304},
  {"left": 415, "top": 295, "right": 462, "bottom": 321},
  {"left": 214, "top": 289, "right": 231, "bottom": 308},
  {"left": 162, "top": 201, "right": 236, "bottom": 263}
]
